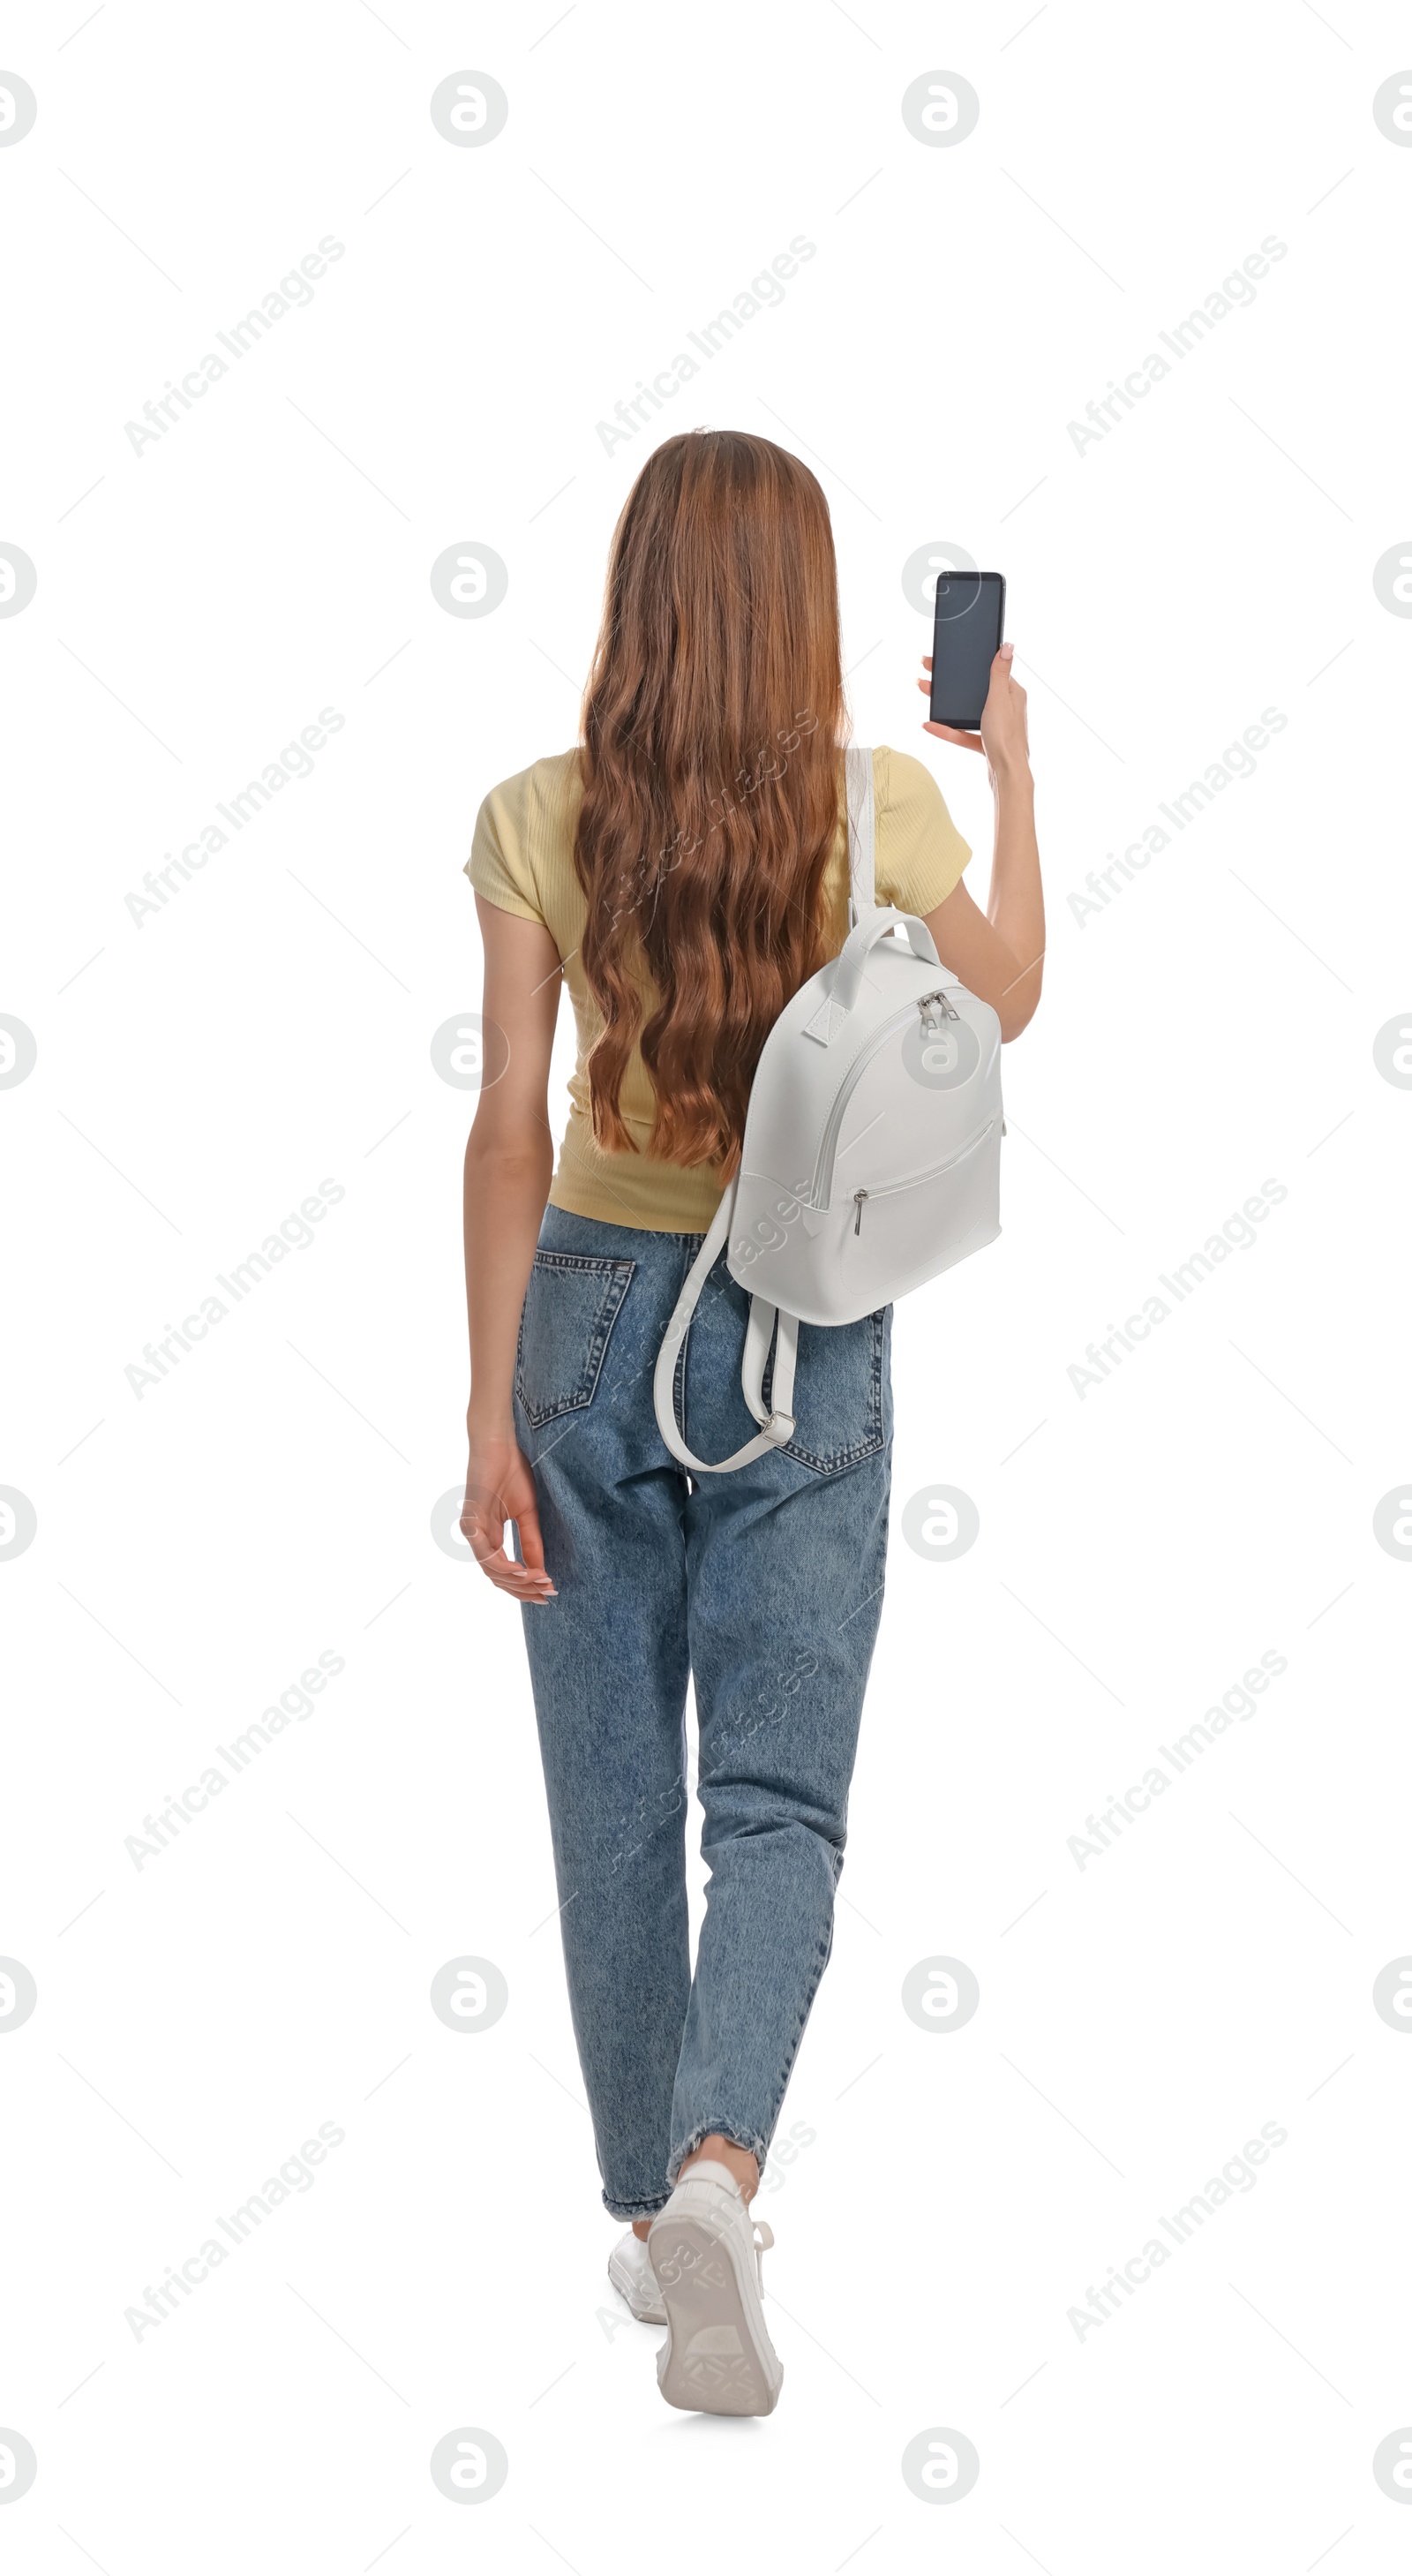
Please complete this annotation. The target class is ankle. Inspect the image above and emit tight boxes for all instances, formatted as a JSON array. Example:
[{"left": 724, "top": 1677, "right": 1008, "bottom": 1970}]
[{"left": 631, "top": 2218, "right": 652, "bottom": 2242}]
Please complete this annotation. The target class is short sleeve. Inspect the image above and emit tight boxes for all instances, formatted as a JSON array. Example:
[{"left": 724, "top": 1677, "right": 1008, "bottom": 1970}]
[
  {"left": 873, "top": 746, "right": 971, "bottom": 917},
  {"left": 465, "top": 765, "right": 546, "bottom": 925}
]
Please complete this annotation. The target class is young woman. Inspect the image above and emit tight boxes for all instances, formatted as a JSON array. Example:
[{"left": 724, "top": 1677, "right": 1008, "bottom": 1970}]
[{"left": 461, "top": 430, "right": 1042, "bottom": 2418}]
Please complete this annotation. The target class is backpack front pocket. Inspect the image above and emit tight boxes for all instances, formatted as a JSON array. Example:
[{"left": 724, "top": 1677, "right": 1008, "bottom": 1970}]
[{"left": 514, "top": 1250, "right": 635, "bottom": 1428}]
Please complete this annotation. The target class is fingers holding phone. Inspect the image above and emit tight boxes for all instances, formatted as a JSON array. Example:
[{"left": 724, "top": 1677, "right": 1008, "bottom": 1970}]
[
  {"left": 918, "top": 655, "right": 981, "bottom": 753},
  {"left": 919, "top": 645, "right": 1030, "bottom": 780}
]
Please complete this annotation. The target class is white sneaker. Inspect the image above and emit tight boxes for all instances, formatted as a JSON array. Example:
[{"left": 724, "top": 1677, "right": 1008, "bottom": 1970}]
[
  {"left": 648, "top": 2158, "right": 781, "bottom": 2416},
  {"left": 607, "top": 2227, "right": 667, "bottom": 2325}
]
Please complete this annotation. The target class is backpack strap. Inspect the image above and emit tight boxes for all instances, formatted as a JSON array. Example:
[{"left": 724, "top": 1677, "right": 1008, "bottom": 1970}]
[
  {"left": 845, "top": 745, "right": 875, "bottom": 924},
  {"left": 740, "top": 1295, "right": 798, "bottom": 1433},
  {"left": 652, "top": 1181, "right": 799, "bottom": 1474}
]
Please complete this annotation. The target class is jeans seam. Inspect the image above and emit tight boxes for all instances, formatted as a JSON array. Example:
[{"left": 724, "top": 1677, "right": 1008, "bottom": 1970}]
[
  {"left": 756, "top": 1917, "right": 837, "bottom": 2157},
  {"left": 785, "top": 1427, "right": 886, "bottom": 1475}
]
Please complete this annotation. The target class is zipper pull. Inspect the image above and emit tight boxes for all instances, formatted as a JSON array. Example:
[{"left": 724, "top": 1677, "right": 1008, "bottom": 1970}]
[{"left": 853, "top": 1189, "right": 867, "bottom": 1235}]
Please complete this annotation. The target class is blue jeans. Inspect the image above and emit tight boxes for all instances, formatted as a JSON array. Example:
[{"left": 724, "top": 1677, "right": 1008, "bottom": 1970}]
[{"left": 512, "top": 1206, "right": 892, "bottom": 2221}]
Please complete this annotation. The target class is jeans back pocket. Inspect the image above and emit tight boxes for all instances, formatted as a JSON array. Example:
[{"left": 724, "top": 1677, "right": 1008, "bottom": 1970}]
[
  {"left": 514, "top": 1250, "right": 635, "bottom": 1429},
  {"left": 762, "top": 1305, "right": 889, "bottom": 1475}
]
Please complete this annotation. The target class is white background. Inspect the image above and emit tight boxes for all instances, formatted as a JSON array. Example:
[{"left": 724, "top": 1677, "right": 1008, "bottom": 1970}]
[{"left": 4, "top": 0, "right": 1411, "bottom": 2565}]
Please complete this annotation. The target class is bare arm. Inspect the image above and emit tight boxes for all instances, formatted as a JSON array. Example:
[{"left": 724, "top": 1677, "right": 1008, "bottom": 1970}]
[
  {"left": 915, "top": 642, "right": 1044, "bottom": 1042},
  {"left": 460, "top": 894, "right": 563, "bottom": 1602}
]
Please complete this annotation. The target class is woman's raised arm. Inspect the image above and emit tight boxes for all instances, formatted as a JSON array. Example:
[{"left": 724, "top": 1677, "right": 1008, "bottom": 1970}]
[{"left": 917, "top": 642, "right": 1045, "bottom": 1041}]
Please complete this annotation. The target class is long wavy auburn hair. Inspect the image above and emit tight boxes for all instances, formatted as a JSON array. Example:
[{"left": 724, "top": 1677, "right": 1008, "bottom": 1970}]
[{"left": 575, "top": 429, "right": 847, "bottom": 1172}]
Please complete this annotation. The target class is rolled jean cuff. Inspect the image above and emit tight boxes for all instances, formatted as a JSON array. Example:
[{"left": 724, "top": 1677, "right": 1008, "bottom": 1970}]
[
  {"left": 667, "top": 2120, "right": 770, "bottom": 2189},
  {"left": 602, "top": 2187, "right": 673, "bottom": 2222}
]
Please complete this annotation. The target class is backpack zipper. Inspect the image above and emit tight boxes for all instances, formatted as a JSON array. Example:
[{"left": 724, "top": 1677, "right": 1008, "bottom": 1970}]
[
  {"left": 808, "top": 990, "right": 960, "bottom": 1211},
  {"left": 850, "top": 1118, "right": 997, "bottom": 1234}
]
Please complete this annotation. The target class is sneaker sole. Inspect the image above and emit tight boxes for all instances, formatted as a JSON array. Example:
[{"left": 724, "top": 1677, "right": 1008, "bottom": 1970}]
[{"left": 649, "top": 2214, "right": 783, "bottom": 2417}]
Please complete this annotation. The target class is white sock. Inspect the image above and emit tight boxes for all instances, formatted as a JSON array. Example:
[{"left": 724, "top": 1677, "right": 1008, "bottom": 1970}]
[{"left": 678, "top": 2156, "right": 745, "bottom": 2200}]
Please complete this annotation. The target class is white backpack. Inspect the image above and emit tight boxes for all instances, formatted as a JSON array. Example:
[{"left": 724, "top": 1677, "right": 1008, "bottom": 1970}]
[{"left": 653, "top": 746, "right": 1003, "bottom": 1473}]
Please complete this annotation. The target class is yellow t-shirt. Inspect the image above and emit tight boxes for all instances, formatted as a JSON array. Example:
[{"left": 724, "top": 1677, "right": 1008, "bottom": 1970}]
[{"left": 467, "top": 744, "right": 972, "bottom": 1232}]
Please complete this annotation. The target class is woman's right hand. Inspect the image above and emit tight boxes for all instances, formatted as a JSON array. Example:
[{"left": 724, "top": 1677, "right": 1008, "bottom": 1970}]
[{"left": 461, "top": 1429, "right": 557, "bottom": 1602}]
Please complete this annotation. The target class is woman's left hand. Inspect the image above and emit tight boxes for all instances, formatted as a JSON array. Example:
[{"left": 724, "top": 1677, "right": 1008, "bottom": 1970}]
[{"left": 918, "top": 644, "right": 1031, "bottom": 780}]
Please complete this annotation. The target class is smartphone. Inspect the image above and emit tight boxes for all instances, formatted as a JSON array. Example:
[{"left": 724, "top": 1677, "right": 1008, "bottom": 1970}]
[{"left": 928, "top": 569, "right": 1005, "bottom": 730}]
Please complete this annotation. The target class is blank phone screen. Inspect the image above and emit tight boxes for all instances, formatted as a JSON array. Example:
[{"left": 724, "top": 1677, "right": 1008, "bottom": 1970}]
[{"left": 929, "top": 569, "right": 1004, "bottom": 730}]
